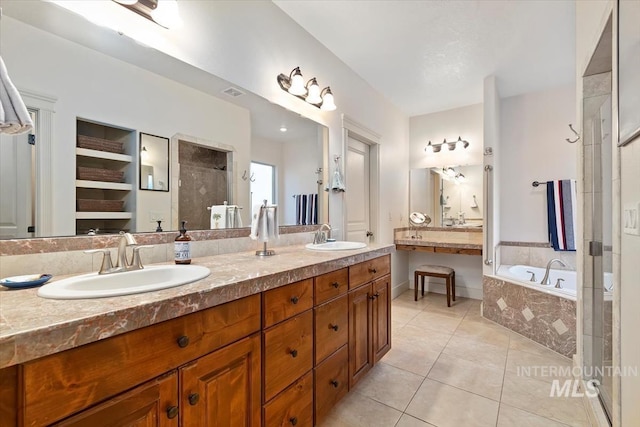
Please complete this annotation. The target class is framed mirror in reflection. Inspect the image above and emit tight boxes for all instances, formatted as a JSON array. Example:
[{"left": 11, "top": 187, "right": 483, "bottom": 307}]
[
  {"left": 409, "top": 165, "right": 483, "bottom": 228},
  {"left": 0, "top": 1, "right": 328, "bottom": 239},
  {"left": 139, "top": 133, "right": 169, "bottom": 192}
]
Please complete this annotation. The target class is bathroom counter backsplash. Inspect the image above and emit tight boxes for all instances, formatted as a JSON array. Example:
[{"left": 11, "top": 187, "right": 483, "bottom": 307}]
[{"left": 0, "top": 243, "right": 394, "bottom": 369}]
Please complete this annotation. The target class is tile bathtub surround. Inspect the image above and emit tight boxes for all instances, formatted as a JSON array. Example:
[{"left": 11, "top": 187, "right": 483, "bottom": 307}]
[
  {"left": 320, "top": 290, "right": 590, "bottom": 427},
  {"left": 483, "top": 276, "right": 577, "bottom": 358},
  {"left": 498, "top": 242, "right": 576, "bottom": 270},
  {"left": 0, "top": 243, "right": 393, "bottom": 368}
]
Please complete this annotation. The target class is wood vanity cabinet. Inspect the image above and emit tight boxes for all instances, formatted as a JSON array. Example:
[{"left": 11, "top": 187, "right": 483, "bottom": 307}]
[
  {"left": 0, "top": 254, "right": 392, "bottom": 427},
  {"left": 348, "top": 255, "right": 391, "bottom": 388}
]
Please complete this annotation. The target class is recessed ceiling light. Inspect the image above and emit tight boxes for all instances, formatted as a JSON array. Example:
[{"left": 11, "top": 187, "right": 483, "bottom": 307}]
[{"left": 280, "top": 126, "right": 288, "bottom": 132}]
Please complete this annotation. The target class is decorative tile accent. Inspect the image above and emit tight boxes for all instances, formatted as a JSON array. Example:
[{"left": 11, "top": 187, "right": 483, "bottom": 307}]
[
  {"left": 552, "top": 319, "right": 569, "bottom": 336},
  {"left": 521, "top": 307, "right": 535, "bottom": 322},
  {"left": 482, "top": 276, "right": 576, "bottom": 358},
  {"left": 497, "top": 298, "right": 508, "bottom": 311}
]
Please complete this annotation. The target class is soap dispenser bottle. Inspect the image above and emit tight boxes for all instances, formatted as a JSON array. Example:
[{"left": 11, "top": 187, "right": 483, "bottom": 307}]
[{"left": 174, "top": 220, "right": 192, "bottom": 264}]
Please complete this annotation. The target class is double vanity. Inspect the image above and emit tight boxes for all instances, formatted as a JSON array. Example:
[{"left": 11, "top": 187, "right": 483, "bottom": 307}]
[{"left": 0, "top": 243, "right": 392, "bottom": 426}]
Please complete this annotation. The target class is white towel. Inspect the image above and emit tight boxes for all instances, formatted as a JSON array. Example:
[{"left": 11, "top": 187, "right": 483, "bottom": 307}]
[
  {"left": 249, "top": 204, "right": 279, "bottom": 241},
  {"left": 209, "top": 205, "right": 227, "bottom": 229},
  {"left": 249, "top": 203, "right": 265, "bottom": 240},
  {"left": 226, "top": 205, "right": 243, "bottom": 228},
  {"left": 266, "top": 205, "right": 279, "bottom": 240},
  {"left": 0, "top": 56, "right": 33, "bottom": 135}
]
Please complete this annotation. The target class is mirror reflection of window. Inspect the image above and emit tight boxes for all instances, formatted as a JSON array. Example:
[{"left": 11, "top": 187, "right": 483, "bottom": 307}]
[
  {"left": 250, "top": 162, "right": 275, "bottom": 206},
  {"left": 139, "top": 133, "right": 169, "bottom": 192}
]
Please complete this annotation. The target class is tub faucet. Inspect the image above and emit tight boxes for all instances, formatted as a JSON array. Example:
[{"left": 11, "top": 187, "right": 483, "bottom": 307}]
[
  {"left": 540, "top": 258, "right": 567, "bottom": 285},
  {"left": 313, "top": 223, "right": 332, "bottom": 244}
]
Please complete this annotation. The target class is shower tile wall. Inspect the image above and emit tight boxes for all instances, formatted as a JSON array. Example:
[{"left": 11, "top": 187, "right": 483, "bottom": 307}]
[
  {"left": 498, "top": 243, "right": 576, "bottom": 270},
  {"left": 178, "top": 142, "right": 229, "bottom": 230}
]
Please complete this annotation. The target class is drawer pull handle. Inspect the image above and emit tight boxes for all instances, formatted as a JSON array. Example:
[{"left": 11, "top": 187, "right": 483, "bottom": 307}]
[
  {"left": 290, "top": 349, "right": 298, "bottom": 358},
  {"left": 369, "top": 295, "right": 377, "bottom": 300},
  {"left": 188, "top": 393, "right": 200, "bottom": 405},
  {"left": 177, "top": 335, "right": 190, "bottom": 348},
  {"left": 290, "top": 417, "right": 298, "bottom": 426},
  {"left": 330, "top": 380, "right": 340, "bottom": 388},
  {"left": 330, "top": 324, "right": 339, "bottom": 331},
  {"left": 331, "top": 282, "right": 340, "bottom": 289},
  {"left": 369, "top": 268, "right": 377, "bottom": 274},
  {"left": 290, "top": 296, "right": 299, "bottom": 304},
  {"left": 166, "top": 405, "right": 179, "bottom": 419}
]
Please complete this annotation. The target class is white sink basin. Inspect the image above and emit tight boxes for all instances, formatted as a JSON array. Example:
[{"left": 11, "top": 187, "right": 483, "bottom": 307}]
[
  {"left": 37, "top": 265, "right": 211, "bottom": 299},
  {"left": 305, "top": 241, "right": 367, "bottom": 251}
]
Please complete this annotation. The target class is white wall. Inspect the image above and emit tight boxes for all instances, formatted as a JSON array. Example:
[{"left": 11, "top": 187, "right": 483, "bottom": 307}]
[
  {"left": 1, "top": 17, "right": 251, "bottom": 235},
  {"left": 410, "top": 104, "right": 484, "bottom": 169},
  {"left": 499, "top": 84, "right": 577, "bottom": 243}
]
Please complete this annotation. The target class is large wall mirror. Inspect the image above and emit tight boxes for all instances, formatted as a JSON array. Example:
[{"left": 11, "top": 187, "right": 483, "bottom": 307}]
[
  {"left": 0, "top": 1, "right": 328, "bottom": 239},
  {"left": 409, "top": 165, "right": 483, "bottom": 228}
]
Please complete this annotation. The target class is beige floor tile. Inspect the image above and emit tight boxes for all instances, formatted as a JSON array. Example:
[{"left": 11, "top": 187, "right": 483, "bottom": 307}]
[
  {"left": 380, "top": 336, "right": 442, "bottom": 376},
  {"left": 509, "top": 331, "right": 564, "bottom": 358},
  {"left": 353, "top": 363, "right": 424, "bottom": 411},
  {"left": 427, "top": 353, "right": 504, "bottom": 400},
  {"left": 421, "top": 299, "right": 473, "bottom": 318},
  {"left": 393, "top": 295, "right": 431, "bottom": 310},
  {"left": 395, "top": 414, "right": 437, "bottom": 427},
  {"left": 394, "top": 323, "right": 453, "bottom": 350},
  {"left": 442, "top": 334, "right": 508, "bottom": 370},
  {"left": 506, "top": 348, "right": 573, "bottom": 384},
  {"left": 318, "top": 391, "right": 402, "bottom": 427},
  {"left": 409, "top": 311, "right": 463, "bottom": 334},
  {"left": 392, "top": 305, "right": 423, "bottom": 324},
  {"left": 497, "top": 404, "right": 571, "bottom": 427},
  {"left": 501, "top": 373, "right": 590, "bottom": 426},
  {"left": 405, "top": 379, "right": 499, "bottom": 427},
  {"left": 453, "top": 318, "right": 511, "bottom": 348}
]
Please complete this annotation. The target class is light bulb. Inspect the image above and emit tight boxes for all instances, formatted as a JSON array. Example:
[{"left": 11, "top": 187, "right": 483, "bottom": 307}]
[
  {"left": 320, "top": 88, "right": 336, "bottom": 111},
  {"left": 114, "top": 0, "right": 138, "bottom": 5},
  {"left": 288, "top": 68, "right": 306, "bottom": 96},
  {"left": 306, "top": 78, "right": 322, "bottom": 104},
  {"left": 425, "top": 141, "right": 434, "bottom": 154},
  {"left": 152, "top": 0, "right": 183, "bottom": 29}
]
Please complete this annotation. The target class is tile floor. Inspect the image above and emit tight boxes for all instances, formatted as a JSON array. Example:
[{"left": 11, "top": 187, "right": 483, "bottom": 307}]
[{"left": 320, "top": 290, "right": 591, "bottom": 427}]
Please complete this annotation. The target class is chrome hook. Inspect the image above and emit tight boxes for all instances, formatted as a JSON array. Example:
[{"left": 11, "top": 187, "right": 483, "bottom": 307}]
[{"left": 566, "top": 124, "right": 580, "bottom": 143}]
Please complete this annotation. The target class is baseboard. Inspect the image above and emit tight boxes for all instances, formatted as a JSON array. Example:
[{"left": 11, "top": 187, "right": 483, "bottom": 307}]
[{"left": 392, "top": 280, "right": 409, "bottom": 299}]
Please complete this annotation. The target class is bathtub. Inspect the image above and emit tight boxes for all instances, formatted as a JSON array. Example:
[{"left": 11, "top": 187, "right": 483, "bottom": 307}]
[{"left": 495, "top": 264, "right": 613, "bottom": 301}]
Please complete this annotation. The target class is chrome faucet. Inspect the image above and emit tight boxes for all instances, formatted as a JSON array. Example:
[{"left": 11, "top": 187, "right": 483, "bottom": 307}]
[
  {"left": 540, "top": 258, "right": 567, "bottom": 285},
  {"left": 313, "top": 223, "right": 332, "bottom": 244},
  {"left": 86, "top": 232, "right": 152, "bottom": 274}
]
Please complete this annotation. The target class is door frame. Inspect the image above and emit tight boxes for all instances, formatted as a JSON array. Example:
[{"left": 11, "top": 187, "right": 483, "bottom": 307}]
[{"left": 341, "top": 115, "right": 380, "bottom": 243}]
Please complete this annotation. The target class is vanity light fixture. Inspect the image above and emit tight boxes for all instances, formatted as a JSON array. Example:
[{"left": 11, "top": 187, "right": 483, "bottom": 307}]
[
  {"left": 112, "top": 0, "right": 183, "bottom": 29},
  {"left": 424, "top": 136, "right": 470, "bottom": 154},
  {"left": 277, "top": 67, "right": 337, "bottom": 111}
]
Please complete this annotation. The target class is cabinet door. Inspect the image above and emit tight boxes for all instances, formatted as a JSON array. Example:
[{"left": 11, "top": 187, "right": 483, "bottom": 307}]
[
  {"left": 372, "top": 275, "right": 391, "bottom": 363},
  {"left": 314, "top": 294, "right": 348, "bottom": 365},
  {"left": 348, "top": 284, "right": 373, "bottom": 388},
  {"left": 180, "top": 334, "right": 261, "bottom": 427},
  {"left": 53, "top": 372, "right": 178, "bottom": 427},
  {"left": 263, "top": 371, "right": 313, "bottom": 427},
  {"left": 314, "top": 345, "right": 349, "bottom": 426}
]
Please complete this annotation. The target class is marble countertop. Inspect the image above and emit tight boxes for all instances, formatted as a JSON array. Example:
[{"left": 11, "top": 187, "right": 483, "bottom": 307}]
[
  {"left": 394, "top": 229, "right": 483, "bottom": 250},
  {"left": 0, "top": 243, "right": 394, "bottom": 368}
]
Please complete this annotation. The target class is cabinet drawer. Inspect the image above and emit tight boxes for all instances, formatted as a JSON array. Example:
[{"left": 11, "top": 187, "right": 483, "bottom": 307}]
[
  {"left": 263, "top": 371, "right": 313, "bottom": 427},
  {"left": 263, "top": 310, "right": 313, "bottom": 402},
  {"left": 263, "top": 278, "right": 313, "bottom": 328},
  {"left": 22, "top": 294, "right": 261, "bottom": 427},
  {"left": 349, "top": 255, "right": 390, "bottom": 289},
  {"left": 314, "top": 268, "right": 348, "bottom": 304},
  {"left": 314, "top": 345, "right": 349, "bottom": 426},
  {"left": 314, "top": 294, "right": 348, "bottom": 365}
]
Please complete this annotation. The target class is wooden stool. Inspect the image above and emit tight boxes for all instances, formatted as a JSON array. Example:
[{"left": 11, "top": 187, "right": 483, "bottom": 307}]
[{"left": 414, "top": 265, "right": 456, "bottom": 307}]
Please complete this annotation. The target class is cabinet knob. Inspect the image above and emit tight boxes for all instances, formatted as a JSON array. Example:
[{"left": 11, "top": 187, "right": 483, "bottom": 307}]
[
  {"left": 177, "top": 335, "right": 190, "bottom": 348},
  {"left": 331, "top": 282, "right": 340, "bottom": 289},
  {"left": 330, "top": 380, "right": 339, "bottom": 388},
  {"left": 375, "top": 292, "right": 380, "bottom": 298},
  {"left": 290, "top": 296, "right": 299, "bottom": 304},
  {"left": 166, "top": 405, "right": 179, "bottom": 419},
  {"left": 369, "top": 295, "right": 377, "bottom": 300},
  {"left": 290, "top": 417, "right": 298, "bottom": 426},
  {"left": 330, "top": 324, "right": 339, "bottom": 331},
  {"left": 290, "top": 349, "right": 298, "bottom": 358},
  {"left": 188, "top": 392, "right": 200, "bottom": 406},
  {"left": 369, "top": 268, "right": 377, "bottom": 274}
]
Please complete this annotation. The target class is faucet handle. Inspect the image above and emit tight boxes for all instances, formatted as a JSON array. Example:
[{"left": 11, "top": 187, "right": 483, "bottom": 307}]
[
  {"left": 85, "top": 249, "right": 114, "bottom": 274},
  {"left": 555, "top": 278, "right": 565, "bottom": 289},
  {"left": 131, "top": 245, "right": 154, "bottom": 269},
  {"left": 526, "top": 270, "right": 536, "bottom": 282}
]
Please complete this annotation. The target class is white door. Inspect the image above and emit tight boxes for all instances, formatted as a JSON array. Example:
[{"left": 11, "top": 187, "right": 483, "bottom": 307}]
[
  {"left": 346, "top": 137, "right": 370, "bottom": 242},
  {"left": 0, "top": 131, "right": 32, "bottom": 238}
]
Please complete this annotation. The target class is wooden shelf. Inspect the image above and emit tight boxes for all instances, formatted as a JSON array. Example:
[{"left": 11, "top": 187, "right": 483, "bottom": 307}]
[
  {"left": 76, "top": 212, "right": 133, "bottom": 220},
  {"left": 76, "top": 147, "right": 132, "bottom": 163},
  {"left": 75, "top": 180, "right": 132, "bottom": 191}
]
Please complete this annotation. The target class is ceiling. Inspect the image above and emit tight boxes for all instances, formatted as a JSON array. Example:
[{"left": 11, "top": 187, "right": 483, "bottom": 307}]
[{"left": 274, "top": 0, "right": 576, "bottom": 116}]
